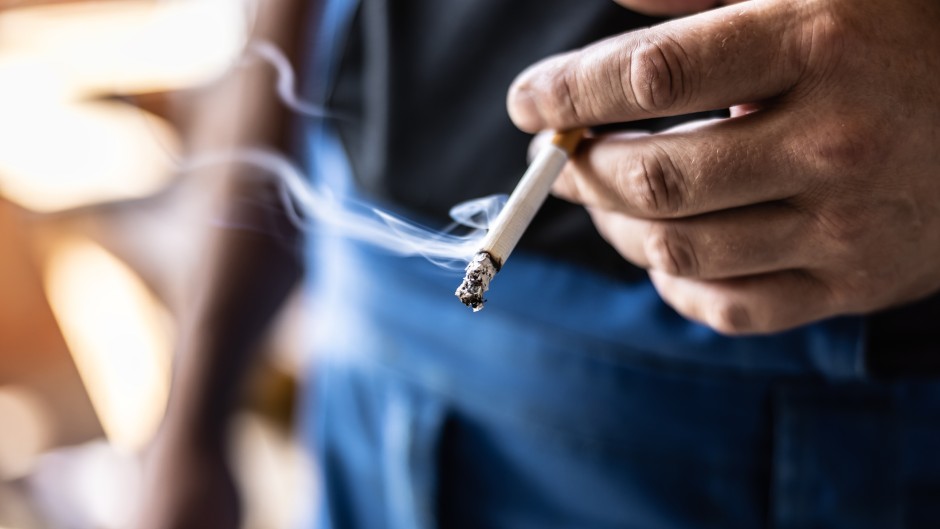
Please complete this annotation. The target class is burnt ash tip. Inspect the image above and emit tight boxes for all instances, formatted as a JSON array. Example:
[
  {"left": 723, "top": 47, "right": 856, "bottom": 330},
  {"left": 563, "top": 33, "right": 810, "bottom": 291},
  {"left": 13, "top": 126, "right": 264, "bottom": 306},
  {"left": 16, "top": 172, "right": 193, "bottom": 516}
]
[{"left": 455, "top": 252, "right": 498, "bottom": 312}]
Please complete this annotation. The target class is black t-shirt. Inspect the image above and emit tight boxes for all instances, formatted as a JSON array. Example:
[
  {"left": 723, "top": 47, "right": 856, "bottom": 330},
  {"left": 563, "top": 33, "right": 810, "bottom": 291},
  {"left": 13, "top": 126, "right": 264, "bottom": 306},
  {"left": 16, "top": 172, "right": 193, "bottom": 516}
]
[
  {"left": 327, "top": 0, "right": 677, "bottom": 282},
  {"left": 325, "top": 0, "right": 940, "bottom": 375}
]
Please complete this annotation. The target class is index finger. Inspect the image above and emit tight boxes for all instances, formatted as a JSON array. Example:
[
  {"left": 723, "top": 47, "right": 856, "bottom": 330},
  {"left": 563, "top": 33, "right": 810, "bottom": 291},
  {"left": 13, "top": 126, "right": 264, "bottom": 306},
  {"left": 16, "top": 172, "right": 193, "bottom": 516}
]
[{"left": 507, "top": 0, "right": 811, "bottom": 132}]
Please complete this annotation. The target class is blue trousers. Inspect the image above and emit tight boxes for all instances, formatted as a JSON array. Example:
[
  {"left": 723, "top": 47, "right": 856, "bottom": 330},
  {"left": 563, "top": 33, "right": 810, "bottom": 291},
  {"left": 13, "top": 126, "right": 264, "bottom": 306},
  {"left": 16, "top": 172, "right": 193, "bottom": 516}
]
[{"left": 299, "top": 234, "right": 940, "bottom": 529}]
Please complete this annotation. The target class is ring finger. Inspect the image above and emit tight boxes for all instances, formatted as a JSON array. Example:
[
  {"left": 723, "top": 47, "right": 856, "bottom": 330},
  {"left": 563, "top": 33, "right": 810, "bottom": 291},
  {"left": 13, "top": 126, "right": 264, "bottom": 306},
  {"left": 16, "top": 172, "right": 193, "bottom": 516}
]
[{"left": 588, "top": 201, "right": 820, "bottom": 280}]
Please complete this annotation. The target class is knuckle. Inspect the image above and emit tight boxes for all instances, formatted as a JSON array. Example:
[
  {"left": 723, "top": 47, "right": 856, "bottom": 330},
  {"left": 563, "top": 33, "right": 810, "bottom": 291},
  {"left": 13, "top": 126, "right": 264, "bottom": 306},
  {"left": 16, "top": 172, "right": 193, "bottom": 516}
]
[
  {"left": 628, "top": 36, "right": 689, "bottom": 113},
  {"left": 645, "top": 224, "right": 698, "bottom": 277},
  {"left": 618, "top": 149, "right": 682, "bottom": 217},
  {"left": 796, "top": 3, "right": 849, "bottom": 75},
  {"left": 813, "top": 201, "right": 869, "bottom": 252},
  {"left": 807, "top": 121, "right": 879, "bottom": 174},
  {"left": 538, "top": 59, "right": 585, "bottom": 125},
  {"left": 706, "top": 297, "right": 755, "bottom": 336}
]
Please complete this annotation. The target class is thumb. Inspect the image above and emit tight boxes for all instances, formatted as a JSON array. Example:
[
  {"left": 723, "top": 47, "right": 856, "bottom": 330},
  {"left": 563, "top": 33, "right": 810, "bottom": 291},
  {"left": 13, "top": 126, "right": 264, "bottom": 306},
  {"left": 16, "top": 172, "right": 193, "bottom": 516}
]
[{"left": 508, "top": 0, "right": 807, "bottom": 132}]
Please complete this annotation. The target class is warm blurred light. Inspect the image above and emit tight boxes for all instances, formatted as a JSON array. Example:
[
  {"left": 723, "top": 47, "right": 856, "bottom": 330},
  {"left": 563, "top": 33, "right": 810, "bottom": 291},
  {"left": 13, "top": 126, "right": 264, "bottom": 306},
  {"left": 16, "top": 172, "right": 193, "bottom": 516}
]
[
  {"left": 0, "top": 385, "right": 52, "bottom": 480},
  {"left": 233, "top": 413, "right": 316, "bottom": 529},
  {"left": 0, "top": 0, "right": 247, "bottom": 96},
  {"left": 0, "top": 0, "right": 248, "bottom": 212},
  {"left": 29, "top": 441, "right": 142, "bottom": 529},
  {"left": 43, "top": 237, "right": 173, "bottom": 452},
  {"left": 0, "top": 97, "right": 179, "bottom": 212}
]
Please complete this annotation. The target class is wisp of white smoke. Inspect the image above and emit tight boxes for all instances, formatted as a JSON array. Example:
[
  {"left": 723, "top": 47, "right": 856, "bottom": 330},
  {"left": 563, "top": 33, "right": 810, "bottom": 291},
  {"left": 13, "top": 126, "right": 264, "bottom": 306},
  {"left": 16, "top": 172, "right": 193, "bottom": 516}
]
[{"left": 173, "top": 37, "right": 505, "bottom": 270}]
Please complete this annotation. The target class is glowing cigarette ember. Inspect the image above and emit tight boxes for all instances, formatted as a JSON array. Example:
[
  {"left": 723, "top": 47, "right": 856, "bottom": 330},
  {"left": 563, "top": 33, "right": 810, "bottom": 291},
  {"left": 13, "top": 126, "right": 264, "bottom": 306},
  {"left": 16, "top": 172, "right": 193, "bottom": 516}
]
[{"left": 456, "top": 129, "right": 584, "bottom": 311}]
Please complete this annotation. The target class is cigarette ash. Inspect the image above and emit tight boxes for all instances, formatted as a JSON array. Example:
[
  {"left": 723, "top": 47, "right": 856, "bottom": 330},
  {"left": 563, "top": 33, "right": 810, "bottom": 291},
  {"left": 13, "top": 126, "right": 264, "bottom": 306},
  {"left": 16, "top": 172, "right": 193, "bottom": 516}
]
[{"left": 455, "top": 252, "right": 499, "bottom": 311}]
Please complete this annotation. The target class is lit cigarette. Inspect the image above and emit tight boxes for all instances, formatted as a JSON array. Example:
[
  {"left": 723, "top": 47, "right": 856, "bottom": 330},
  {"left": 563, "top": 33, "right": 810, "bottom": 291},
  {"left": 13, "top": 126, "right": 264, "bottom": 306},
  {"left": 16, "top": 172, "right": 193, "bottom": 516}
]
[{"left": 455, "top": 128, "right": 584, "bottom": 311}]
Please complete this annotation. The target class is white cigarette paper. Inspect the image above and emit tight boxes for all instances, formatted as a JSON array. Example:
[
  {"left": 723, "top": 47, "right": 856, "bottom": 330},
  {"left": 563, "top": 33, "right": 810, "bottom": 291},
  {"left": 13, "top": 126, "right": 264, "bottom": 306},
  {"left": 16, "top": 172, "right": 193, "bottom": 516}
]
[{"left": 456, "top": 129, "right": 584, "bottom": 311}]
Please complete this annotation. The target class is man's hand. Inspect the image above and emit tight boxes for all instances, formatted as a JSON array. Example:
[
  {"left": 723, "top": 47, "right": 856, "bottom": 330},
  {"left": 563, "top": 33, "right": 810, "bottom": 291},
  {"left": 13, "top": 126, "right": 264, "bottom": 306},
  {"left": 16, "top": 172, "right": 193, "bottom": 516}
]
[{"left": 507, "top": 0, "right": 940, "bottom": 335}]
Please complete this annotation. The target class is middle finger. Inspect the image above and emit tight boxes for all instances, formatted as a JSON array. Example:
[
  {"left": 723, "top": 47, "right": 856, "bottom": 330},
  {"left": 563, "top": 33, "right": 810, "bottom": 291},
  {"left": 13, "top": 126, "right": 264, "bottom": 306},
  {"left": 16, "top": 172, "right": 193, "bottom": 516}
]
[
  {"left": 589, "top": 201, "right": 817, "bottom": 280},
  {"left": 554, "top": 113, "right": 805, "bottom": 219}
]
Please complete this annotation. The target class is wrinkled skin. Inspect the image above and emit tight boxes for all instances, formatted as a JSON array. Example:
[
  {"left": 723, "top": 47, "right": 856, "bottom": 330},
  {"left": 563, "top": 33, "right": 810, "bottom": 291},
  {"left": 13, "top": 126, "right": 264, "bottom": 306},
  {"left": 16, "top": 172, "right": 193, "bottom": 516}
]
[{"left": 508, "top": 0, "right": 940, "bottom": 335}]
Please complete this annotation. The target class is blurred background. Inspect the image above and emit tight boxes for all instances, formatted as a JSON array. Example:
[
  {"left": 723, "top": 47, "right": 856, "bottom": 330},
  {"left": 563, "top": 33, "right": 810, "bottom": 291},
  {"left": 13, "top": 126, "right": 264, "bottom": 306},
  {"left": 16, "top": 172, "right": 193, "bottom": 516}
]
[{"left": 0, "top": 1, "right": 312, "bottom": 527}]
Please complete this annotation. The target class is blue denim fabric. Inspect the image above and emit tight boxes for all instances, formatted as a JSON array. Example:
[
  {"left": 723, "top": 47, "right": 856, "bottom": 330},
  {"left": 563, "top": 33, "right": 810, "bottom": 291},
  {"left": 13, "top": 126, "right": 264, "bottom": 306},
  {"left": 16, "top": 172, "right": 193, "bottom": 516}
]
[{"left": 299, "top": 234, "right": 940, "bottom": 529}]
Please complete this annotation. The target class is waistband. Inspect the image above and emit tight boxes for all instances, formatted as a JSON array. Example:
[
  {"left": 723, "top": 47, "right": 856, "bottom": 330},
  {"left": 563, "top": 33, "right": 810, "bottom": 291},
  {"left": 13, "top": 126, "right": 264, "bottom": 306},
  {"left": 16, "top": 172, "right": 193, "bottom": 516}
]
[{"left": 305, "top": 233, "right": 866, "bottom": 381}]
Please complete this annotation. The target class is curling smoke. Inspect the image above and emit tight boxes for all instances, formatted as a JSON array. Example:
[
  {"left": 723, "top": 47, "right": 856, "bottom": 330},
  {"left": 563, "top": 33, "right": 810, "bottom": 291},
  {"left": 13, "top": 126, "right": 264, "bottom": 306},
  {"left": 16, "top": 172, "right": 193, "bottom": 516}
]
[
  {"left": 173, "top": 39, "right": 505, "bottom": 270},
  {"left": 245, "top": 41, "right": 335, "bottom": 120},
  {"left": 182, "top": 149, "right": 503, "bottom": 269}
]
